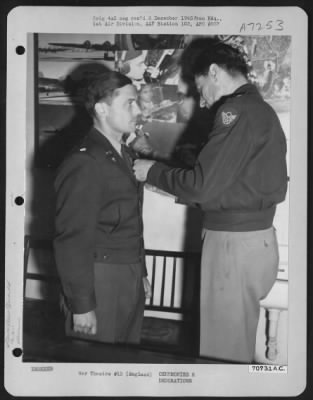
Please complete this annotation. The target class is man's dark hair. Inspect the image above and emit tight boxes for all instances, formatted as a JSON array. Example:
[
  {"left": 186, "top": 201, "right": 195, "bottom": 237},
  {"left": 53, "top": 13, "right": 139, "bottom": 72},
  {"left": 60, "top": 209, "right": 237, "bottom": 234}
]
[
  {"left": 180, "top": 37, "right": 249, "bottom": 88},
  {"left": 85, "top": 71, "right": 132, "bottom": 116}
]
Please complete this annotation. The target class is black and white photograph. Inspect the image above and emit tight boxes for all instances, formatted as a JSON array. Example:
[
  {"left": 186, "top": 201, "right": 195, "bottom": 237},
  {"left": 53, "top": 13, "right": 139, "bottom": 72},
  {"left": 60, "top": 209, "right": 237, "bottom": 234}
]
[{"left": 5, "top": 5, "right": 308, "bottom": 397}]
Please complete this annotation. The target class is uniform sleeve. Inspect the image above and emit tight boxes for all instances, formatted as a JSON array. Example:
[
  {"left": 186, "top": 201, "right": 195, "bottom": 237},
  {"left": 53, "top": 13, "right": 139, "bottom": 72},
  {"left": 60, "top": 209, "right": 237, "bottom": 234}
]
[
  {"left": 147, "top": 105, "right": 254, "bottom": 205},
  {"left": 53, "top": 153, "right": 101, "bottom": 314},
  {"left": 141, "top": 247, "right": 148, "bottom": 277}
]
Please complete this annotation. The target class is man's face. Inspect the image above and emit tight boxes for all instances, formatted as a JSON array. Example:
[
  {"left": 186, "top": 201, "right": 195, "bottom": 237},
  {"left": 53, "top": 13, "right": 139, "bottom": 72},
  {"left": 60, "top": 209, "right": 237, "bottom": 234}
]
[
  {"left": 127, "top": 54, "right": 147, "bottom": 81},
  {"left": 195, "top": 73, "right": 217, "bottom": 108},
  {"left": 105, "top": 84, "right": 141, "bottom": 136}
]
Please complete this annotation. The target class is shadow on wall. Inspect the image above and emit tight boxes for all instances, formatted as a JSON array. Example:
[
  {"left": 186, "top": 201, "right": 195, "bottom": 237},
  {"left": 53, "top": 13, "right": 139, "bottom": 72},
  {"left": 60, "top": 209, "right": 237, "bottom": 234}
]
[
  {"left": 36, "top": 62, "right": 112, "bottom": 169},
  {"left": 28, "top": 63, "right": 112, "bottom": 300}
]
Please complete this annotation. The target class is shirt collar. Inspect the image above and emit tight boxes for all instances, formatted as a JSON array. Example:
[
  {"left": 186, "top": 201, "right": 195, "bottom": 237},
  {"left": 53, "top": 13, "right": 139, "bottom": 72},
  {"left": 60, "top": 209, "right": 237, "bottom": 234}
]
[
  {"left": 89, "top": 127, "right": 122, "bottom": 153},
  {"left": 232, "top": 83, "right": 260, "bottom": 96}
]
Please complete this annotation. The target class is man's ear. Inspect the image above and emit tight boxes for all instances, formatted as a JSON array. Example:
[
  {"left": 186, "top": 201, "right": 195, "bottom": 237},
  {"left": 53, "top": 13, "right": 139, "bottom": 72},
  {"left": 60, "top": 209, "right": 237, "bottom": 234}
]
[
  {"left": 94, "top": 101, "right": 109, "bottom": 117},
  {"left": 209, "top": 64, "right": 219, "bottom": 82}
]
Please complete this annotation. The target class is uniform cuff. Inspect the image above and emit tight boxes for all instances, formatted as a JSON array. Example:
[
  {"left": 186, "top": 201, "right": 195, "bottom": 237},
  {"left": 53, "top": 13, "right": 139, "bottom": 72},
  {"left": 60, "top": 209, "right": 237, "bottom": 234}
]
[{"left": 67, "top": 293, "right": 96, "bottom": 314}]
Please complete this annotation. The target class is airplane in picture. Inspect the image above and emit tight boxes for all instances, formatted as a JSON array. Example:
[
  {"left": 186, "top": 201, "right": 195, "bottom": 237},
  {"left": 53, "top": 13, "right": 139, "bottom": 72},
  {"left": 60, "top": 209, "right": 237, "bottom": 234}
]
[
  {"left": 39, "top": 47, "right": 69, "bottom": 53},
  {"left": 48, "top": 40, "right": 118, "bottom": 60},
  {"left": 48, "top": 40, "right": 118, "bottom": 52}
]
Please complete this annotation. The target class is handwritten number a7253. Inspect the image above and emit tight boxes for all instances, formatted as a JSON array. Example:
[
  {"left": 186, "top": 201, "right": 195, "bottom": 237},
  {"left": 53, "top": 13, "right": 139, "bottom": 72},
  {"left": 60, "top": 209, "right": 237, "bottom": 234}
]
[{"left": 239, "top": 20, "right": 284, "bottom": 32}]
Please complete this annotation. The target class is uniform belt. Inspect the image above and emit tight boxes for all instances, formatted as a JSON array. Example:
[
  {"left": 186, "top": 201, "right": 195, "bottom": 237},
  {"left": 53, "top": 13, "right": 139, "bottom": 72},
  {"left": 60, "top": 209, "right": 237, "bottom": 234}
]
[{"left": 202, "top": 206, "right": 276, "bottom": 232}]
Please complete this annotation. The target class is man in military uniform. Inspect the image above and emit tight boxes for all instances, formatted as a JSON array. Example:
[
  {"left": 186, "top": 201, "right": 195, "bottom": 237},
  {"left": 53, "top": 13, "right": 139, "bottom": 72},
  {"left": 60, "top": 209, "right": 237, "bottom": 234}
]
[
  {"left": 54, "top": 71, "right": 151, "bottom": 344},
  {"left": 134, "top": 38, "right": 288, "bottom": 362}
]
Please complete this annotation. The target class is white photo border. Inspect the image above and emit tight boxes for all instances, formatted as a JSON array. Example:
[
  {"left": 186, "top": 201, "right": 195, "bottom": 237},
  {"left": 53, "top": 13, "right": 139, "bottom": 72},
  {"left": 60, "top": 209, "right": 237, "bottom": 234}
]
[{"left": 5, "top": 5, "right": 308, "bottom": 397}]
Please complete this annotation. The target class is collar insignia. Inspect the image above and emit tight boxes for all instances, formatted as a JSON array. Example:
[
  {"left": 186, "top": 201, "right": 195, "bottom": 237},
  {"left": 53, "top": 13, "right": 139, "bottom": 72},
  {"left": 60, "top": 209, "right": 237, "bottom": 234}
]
[{"left": 105, "top": 150, "right": 117, "bottom": 162}]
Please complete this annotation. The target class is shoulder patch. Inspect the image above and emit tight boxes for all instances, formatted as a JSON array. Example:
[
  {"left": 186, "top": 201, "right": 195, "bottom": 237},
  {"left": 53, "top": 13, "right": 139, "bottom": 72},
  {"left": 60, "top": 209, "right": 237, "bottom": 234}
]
[{"left": 220, "top": 107, "right": 240, "bottom": 127}]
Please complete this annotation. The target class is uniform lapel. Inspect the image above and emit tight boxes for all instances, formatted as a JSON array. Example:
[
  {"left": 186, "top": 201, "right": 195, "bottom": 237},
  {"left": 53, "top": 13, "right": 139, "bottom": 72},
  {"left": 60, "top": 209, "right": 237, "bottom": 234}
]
[
  {"left": 121, "top": 144, "right": 140, "bottom": 185},
  {"left": 89, "top": 128, "right": 139, "bottom": 186}
]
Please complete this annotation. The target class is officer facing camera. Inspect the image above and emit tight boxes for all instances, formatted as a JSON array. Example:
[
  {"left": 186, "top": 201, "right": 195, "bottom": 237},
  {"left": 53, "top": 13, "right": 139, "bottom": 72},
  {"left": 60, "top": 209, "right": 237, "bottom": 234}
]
[{"left": 54, "top": 71, "right": 151, "bottom": 345}]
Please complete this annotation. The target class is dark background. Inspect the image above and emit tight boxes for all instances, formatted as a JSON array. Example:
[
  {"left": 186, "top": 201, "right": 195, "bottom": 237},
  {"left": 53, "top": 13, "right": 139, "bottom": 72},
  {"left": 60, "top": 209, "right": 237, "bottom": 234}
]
[{"left": 0, "top": 0, "right": 312, "bottom": 399}]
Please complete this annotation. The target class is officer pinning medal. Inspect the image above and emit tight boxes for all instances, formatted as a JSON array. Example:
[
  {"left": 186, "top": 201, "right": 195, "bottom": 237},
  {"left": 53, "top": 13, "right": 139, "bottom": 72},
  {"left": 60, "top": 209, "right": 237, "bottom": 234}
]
[{"left": 133, "top": 37, "right": 288, "bottom": 363}]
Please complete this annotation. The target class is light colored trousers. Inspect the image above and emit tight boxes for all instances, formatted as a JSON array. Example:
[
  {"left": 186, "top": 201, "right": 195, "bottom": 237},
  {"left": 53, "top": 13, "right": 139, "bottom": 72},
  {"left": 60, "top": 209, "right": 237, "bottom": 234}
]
[{"left": 200, "top": 227, "right": 279, "bottom": 363}]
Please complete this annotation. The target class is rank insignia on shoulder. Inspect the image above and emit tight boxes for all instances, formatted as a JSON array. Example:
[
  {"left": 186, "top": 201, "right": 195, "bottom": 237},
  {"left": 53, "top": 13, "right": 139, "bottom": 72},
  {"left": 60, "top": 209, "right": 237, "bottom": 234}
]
[{"left": 221, "top": 109, "right": 239, "bottom": 126}]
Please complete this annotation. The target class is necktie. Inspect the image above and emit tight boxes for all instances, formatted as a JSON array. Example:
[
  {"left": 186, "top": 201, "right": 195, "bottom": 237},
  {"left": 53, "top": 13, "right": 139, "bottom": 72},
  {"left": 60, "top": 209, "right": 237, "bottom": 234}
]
[{"left": 121, "top": 144, "right": 134, "bottom": 172}]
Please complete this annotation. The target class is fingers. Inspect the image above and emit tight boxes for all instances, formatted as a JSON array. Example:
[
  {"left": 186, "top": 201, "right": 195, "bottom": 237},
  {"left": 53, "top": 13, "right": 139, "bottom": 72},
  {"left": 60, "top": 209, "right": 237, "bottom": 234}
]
[
  {"left": 73, "top": 313, "right": 97, "bottom": 335},
  {"left": 73, "top": 322, "right": 96, "bottom": 335},
  {"left": 133, "top": 160, "right": 147, "bottom": 182},
  {"left": 144, "top": 283, "right": 152, "bottom": 298},
  {"left": 90, "top": 321, "right": 97, "bottom": 335},
  {"left": 73, "top": 323, "right": 92, "bottom": 335},
  {"left": 145, "top": 287, "right": 152, "bottom": 299},
  {"left": 143, "top": 277, "right": 152, "bottom": 299}
]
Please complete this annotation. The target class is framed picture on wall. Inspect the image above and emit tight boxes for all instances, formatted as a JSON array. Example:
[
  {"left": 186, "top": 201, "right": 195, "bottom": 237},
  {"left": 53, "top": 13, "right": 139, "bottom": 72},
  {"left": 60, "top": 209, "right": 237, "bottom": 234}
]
[{"left": 34, "top": 32, "right": 291, "bottom": 168}]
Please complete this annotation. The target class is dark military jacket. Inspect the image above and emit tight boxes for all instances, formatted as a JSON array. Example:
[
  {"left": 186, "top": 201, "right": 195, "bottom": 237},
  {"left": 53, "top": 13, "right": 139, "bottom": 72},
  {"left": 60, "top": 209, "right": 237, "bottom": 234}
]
[
  {"left": 147, "top": 84, "right": 288, "bottom": 232},
  {"left": 54, "top": 127, "right": 145, "bottom": 314}
]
